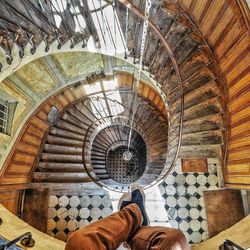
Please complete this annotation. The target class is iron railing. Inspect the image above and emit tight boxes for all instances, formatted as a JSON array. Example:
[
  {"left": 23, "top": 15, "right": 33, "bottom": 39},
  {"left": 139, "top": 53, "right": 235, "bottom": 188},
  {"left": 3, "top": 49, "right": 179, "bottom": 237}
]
[{"left": 0, "top": 232, "right": 35, "bottom": 250}]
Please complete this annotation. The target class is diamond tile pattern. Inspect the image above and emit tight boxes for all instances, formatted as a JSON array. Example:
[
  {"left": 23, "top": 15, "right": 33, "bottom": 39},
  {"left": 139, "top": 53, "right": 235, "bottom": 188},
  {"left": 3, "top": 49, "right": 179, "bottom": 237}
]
[
  {"left": 47, "top": 195, "right": 113, "bottom": 241},
  {"left": 159, "top": 163, "right": 219, "bottom": 244}
]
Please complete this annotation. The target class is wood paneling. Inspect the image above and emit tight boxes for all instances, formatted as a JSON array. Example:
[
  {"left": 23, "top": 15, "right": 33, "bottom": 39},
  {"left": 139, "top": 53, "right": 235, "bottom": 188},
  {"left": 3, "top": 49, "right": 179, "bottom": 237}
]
[
  {"left": 23, "top": 188, "right": 49, "bottom": 233},
  {"left": 181, "top": 158, "right": 208, "bottom": 172},
  {"left": 204, "top": 189, "right": 245, "bottom": 237},
  {"left": 2, "top": 116, "right": 49, "bottom": 182},
  {"left": 0, "top": 191, "right": 20, "bottom": 215},
  {"left": 179, "top": 0, "right": 250, "bottom": 188}
]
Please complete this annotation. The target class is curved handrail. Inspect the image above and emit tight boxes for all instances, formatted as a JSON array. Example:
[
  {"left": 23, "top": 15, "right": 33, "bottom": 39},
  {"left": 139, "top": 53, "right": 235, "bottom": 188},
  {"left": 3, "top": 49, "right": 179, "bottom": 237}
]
[
  {"left": 221, "top": 239, "right": 245, "bottom": 250},
  {"left": 0, "top": 232, "right": 35, "bottom": 250}
]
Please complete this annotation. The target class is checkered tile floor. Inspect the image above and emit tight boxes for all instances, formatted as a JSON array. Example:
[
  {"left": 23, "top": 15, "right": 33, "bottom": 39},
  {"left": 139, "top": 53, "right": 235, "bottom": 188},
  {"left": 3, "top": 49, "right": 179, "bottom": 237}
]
[
  {"left": 159, "top": 163, "right": 219, "bottom": 244},
  {"left": 47, "top": 195, "right": 113, "bottom": 241},
  {"left": 46, "top": 163, "right": 220, "bottom": 245}
]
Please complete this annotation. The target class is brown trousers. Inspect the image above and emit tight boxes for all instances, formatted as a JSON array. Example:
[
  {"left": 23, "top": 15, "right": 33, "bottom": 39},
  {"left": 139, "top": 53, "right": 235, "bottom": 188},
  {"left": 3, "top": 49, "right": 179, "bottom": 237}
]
[{"left": 65, "top": 203, "right": 190, "bottom": 250}]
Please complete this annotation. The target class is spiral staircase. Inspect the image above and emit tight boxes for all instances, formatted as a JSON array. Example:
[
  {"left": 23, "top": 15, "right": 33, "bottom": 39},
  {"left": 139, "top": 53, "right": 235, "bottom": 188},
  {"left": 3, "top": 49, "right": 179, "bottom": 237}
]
[
  {"left": 0, "top": 0, "right": 225, "bottom": 191},
  {"left": 34, "top": 91, "right": 169, "bottom": 191}
]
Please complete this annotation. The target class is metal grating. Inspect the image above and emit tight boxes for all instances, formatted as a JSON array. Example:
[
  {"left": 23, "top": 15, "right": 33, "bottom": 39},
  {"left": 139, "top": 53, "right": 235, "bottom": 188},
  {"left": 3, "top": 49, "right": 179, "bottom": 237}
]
[{"left": 106, "top": 146, "right": 144, "bottom": 184}]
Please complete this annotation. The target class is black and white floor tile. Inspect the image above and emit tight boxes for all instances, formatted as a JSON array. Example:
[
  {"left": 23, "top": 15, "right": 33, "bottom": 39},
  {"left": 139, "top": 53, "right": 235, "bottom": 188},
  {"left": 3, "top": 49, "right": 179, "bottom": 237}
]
[
  {"left": 159, "top": 161, "right": 220, "bottom": 244},
  {"left": 46, "top": 161, "right": 221, "bottom": 245},
  {"left": 47, "top": 195, "right": 113, "bottom": 241}
]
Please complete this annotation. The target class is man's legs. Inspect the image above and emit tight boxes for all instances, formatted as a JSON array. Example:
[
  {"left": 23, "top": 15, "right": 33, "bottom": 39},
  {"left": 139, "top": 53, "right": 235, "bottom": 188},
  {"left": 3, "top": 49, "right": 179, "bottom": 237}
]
[
  {"left": 65, "top": 203, "right": 142, "bottom": 250},
  {"left": 65, "top": 185, "right": 190, "bottom": 250},
  {"left": 127, "top": 185, "right": 190, "bottom": 250},
  {"left": 128, "top": 226, "right": 190, "bottom": 250}
]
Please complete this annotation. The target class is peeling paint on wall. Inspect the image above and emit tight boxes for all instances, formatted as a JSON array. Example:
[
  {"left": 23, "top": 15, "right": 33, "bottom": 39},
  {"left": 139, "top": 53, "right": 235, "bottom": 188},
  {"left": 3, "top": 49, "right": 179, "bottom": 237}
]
[
  {"left": 15, "top": 59, "right": 58, "bottom": 96},
  {"left": 51, "top": 52, "right": 104, "bottom": 79}
]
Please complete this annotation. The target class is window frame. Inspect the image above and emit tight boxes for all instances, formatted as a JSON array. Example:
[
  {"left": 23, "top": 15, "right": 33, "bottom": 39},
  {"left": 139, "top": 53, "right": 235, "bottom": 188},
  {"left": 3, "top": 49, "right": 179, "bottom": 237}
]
[{"left": 0, "top": 99, "right": 8, "bottom": 134}]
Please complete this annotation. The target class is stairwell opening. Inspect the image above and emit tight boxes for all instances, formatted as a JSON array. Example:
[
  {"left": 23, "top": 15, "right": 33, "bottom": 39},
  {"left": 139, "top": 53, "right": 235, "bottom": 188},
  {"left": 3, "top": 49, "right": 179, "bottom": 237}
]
[{"left": 91, "top": 125, "right": 147, "bottom": 184}]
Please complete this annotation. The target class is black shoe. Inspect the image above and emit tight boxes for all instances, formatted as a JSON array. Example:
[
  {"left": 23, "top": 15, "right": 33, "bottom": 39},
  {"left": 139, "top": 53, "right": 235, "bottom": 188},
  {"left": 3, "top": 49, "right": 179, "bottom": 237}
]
[{"left": 131, "top": 184, "right": 149, "bottom": 226}]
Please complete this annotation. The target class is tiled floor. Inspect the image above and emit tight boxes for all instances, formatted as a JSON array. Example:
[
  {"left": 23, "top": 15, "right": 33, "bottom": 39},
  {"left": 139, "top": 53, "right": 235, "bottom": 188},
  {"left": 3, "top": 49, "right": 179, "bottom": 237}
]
[
  {"left": 47, "top": 195, "right": 113, "bottom": 241},
  {"left": 159, "top": 161, "right": 220, "bottom": 244},
  {"left": 46, "top": 160, "right": 221, "bottom": 245}
]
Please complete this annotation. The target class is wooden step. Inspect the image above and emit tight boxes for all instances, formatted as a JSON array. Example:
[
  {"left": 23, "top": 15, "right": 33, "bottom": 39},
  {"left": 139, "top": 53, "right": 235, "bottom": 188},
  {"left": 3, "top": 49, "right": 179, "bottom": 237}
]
[
  {"left": 95, "top": 133, "right": 114, "bottom": 147},
  {"left": 94, "top": 169, "right": 109, "bottom": 174},
  {"left": 92, "top": 140, "right": 109, "bottom": 151},
  {"left": 61, "top": 112, "right": 89, "bottom": 130},
  {"left": 169, "top": 66, "right": 215, "bottom": 100},
  {"left": 47, "top": 135, "right": 83, "bottom": 147},
  {"left": 170, "top": 80, "right": 221, "bottom": 114},
  {"left": 169, "top": 130, "right": 223, "bottom": 148},
  {"left": 96, "top": 174, "right": 112, "bottom": 180},
  {"left": 91, "top": 146, "right": 107, "bottom": 154},
  {"left": 44, "top": 144, "right": 82, "bottom": 155},
  {"left": 91, "top": 151, "right": 106, "bottom": 157},
  {"left": 54, "top": 120, "right": 86, "bottom": 135},
  {"left": 174, "top": 35, "right": 198, "bottom": 64},
  {"left": 33, "top": 172, "right": 91, "bottom": 183},
  {"left": 67, "top": 107, "right": 93, "bottom": 126},
  {"left": 91, "top": 155, "right": 106, "bottom": 161},
  {"left": 91, "top": 159, "right": 106, "bottom": 164},
  {"left": 92, "top": 165, "right": 106, "bottom": 169},
  {"left": 75, "top": 102, "right": 97, "bottom": 122},
  {"left": 50, "top": 127, "right": 85, "bottom": 141},
  {"left": 165, "top": 54, "right": 212, "bottom": 95},
  {"left": 179, "top": 145, "right": 222, "bottom": 158},
  {"left": 178, "top": 114, "right": 223, "bottom": 135},
  {"left": 170, "top": 97, "right": 223, "bottom": 124},
  {"left": 37, "top": 162, "right": 90, "bottom": 172},
  {"left": 40, "top": 153, "right": 82, "bottom": 163},
  {"left": 150, "top": 7, "right": 174, "bottom": 36}
]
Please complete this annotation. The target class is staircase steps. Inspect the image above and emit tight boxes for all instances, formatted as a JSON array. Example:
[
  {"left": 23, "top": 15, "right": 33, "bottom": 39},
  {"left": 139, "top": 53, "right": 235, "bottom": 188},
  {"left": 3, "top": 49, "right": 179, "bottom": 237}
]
[
  {"left": 179, "top": 114, "right": 223, "bottom": 135},
  {"left": 61, "top": 113, "right": 89, "bottom": 130},
  {"left": 37, "top": 162, "right": 87, "bottom": 172},
  {"left": 169, "top": 130, "right": 223, "bottom": 148},
  {"left": 44, "top": 144, "right": 82, "bottom": 155},
  {"left": 0, "top": 0, "right": 227, "bottom": 189},
  {"left": 75, "top": 102, "right": 98, "bottom": 122},
  {"left": 170, "top": 97, "right": 223, "bottom": 126},
  {"left": 40, "top": 153, "right": 82, "bottom": 163},
  {"left": 179, "top": 145, "right": 222, "bottom": 158},
  {"left": 47, "top": 135, "right": 83, "bottom": 147},
  {"left": 170, "top": 81, "right": 221, "bottom": 113},
  {"left": 54, "top": 120, "right": 86, "bottom": 135},
  {"left": 33, "top": 172, "right": 91, "bottom": 183},
  {"left": 67, "top": 108, "right": 93, "bottom": 126},
  {"left": 50, "top": 127, "right": 85, "bottom": 141}
]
